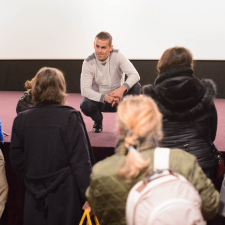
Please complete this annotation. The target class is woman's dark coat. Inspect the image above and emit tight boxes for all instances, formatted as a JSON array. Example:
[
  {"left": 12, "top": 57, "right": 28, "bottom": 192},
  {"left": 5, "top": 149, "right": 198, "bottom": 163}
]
[
  {"left": 142, "top": 66, "right": 217, "bottom": 170},
  {"left": 16, "top": 91, "right": 35, "bottom": 114},
  {"left": 10, "top": 104, "right": 94, "bottom": 225}
]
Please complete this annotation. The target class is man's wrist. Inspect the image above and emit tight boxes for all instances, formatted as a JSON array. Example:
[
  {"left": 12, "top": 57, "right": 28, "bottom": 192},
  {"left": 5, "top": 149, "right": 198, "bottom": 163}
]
[
  {"left": 104, "top": 94, "right": 108, "bottom": 102},
  {"left": 123, "top": 83, "right": 130, "bottom": 92},
  {"left": 120, "top": 85, "right": 127, "bottom": 92},
  {"left": 100, "top": 94, "right": 106, "bottom": 103}
]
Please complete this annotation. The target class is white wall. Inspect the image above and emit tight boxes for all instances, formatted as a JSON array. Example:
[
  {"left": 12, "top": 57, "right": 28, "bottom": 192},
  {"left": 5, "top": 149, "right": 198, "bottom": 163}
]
[{"left": 1, "top": 0, "right": 225, "bottom": 60}]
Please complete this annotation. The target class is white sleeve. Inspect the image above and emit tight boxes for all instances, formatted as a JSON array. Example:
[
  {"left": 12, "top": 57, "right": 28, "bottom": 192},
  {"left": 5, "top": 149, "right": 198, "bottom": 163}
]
[
  {"left": 118, "top": 51, "right": 140, "bottom": 90},
  {"left": 80, "top": 60, "right": 105, "bottom": 103}
]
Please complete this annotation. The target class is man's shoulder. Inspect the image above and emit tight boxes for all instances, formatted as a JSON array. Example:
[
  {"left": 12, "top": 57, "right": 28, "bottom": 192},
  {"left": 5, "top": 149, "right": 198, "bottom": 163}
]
[
  {"left": 111, "top": 48, "right": 119, "bottom": 54},
  {"left": 110, "top": 49, "right": 128, "bottom": 62},
  {"left": 85, "top": 53, "right": 96, "bottom": 63},
  {"left": 109, "top": 49, "right": 123, "bottom": 63},
  {"left": 84, "top": 49, "right": 121, "bottom": 62}
]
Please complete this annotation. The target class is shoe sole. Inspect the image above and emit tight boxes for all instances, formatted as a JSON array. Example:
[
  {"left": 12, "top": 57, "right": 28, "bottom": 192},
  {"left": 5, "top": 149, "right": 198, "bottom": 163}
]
[{"left": 92, "top": 128, "right": 102, "bottom": 133}]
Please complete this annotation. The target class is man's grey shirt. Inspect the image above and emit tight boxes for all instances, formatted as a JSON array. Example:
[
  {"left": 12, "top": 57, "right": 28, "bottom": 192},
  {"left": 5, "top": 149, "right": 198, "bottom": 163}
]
[{"left": 80, "top": 49, "right": 140, "bottom": 103}]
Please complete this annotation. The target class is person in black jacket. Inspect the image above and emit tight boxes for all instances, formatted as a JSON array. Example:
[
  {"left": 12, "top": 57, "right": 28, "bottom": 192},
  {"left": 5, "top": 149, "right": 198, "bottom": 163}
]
[
  {"left": 10, "top": 67, "right": 95, "bottom": 225},
  {"left": 142, "top": 47, "right": 217, "bottom": 181},
  {"left": 16, "top": 78, "right": 35, "bottom": 114}
]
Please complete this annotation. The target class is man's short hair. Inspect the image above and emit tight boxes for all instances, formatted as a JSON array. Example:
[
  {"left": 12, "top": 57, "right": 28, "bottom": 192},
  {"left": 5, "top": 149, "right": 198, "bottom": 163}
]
[{"left": 95, "top": 31, "right": 112, "bottom": 47}]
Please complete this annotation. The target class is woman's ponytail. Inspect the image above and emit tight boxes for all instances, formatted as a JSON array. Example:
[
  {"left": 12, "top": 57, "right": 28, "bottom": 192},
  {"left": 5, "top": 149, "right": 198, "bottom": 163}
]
[
  {"left": 116, "top": 96, "right": 163, "bottom": 178},
  {"left": 118, "top": 146, "right": 149, "bottom": 178}
]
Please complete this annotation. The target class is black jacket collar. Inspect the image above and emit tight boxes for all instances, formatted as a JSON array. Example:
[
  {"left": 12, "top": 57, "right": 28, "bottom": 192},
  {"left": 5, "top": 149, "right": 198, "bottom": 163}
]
[
  {"left": 154, "top": 66, "right": 194, "bottom": 85},
  {"left": 142, "top": 66, "right": 217, "bottom": 120}
]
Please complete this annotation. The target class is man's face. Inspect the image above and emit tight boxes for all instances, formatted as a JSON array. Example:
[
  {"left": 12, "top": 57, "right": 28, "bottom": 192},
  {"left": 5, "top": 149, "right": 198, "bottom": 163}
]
[{"left": 94, "top": 38, "right": 113, "bottom": 61}]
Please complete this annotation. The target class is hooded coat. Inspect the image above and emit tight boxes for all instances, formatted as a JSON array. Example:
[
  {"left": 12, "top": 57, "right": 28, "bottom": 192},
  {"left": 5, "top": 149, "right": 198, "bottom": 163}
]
[{"left": 142, "top": 66, "right": 217, "bottom": 170}]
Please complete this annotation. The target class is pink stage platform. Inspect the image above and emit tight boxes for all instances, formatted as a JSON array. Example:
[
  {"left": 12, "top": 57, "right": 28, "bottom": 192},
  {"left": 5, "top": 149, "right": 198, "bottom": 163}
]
[
  {"left": 1, "top": 91, "right": 224, "bottom": 151},
  {"left": 1, "top": 91, "right": 118, "bottom": 148}
]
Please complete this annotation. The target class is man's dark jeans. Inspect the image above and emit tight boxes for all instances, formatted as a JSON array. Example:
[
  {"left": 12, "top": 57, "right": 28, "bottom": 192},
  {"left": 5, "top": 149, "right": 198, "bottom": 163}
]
[{"left": 80, "top": 82, "right": 141, "bottom": 122}]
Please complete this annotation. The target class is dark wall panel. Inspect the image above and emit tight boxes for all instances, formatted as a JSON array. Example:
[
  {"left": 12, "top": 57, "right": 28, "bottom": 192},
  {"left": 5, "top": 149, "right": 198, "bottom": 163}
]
[
  {"left": 0, "top": 60, "right": 83, "bottom": 93},
  {"left": 194, "top": 61, "right": 225, "bottom": 99},
  {"left": 0, "top": 60, "right": 225, "bottom": 98}
]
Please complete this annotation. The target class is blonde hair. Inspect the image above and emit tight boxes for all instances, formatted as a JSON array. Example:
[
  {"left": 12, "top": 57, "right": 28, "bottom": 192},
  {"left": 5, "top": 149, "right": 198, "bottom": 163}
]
[{"left": 117, "top": 96, "right": 163, "bottom": 178}]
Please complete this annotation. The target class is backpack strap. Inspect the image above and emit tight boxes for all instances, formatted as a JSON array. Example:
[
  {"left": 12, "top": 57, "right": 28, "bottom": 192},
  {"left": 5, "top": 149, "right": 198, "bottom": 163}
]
[
  {"left": 154, "top": 148, "right": 170, "bottom": 171},
  {"left": 126, "top": 148, "right": 171, "bottom": 225}
]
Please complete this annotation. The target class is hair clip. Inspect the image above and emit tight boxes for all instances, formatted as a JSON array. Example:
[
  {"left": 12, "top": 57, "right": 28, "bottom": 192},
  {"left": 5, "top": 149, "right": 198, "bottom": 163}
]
[{"left": 128, "top": 146, "right": 135, "bottom": 151}]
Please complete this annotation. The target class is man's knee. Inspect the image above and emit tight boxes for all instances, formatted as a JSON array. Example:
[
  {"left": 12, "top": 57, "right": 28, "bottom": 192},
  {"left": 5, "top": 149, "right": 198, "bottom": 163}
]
[
  {"left": 80, "top": 98, "right": 101, "bottom": 116},
  {"left": 80, "top": 98, "right": 92, "bottom": 116},
  {"left": 127, "top": 82, "right": 141, "bottom": 96}
]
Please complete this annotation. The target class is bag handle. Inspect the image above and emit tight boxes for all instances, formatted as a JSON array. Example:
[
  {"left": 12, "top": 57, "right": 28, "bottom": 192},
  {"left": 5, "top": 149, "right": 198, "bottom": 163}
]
[{"left": 79, "top": 207, "right": 100, "bottom": 225}]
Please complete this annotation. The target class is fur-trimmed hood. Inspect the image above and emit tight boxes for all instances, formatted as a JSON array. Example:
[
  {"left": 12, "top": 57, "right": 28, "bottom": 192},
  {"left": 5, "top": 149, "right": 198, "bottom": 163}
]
[{"left": 142, "top": 66, "right": 217, "bottom": 120}]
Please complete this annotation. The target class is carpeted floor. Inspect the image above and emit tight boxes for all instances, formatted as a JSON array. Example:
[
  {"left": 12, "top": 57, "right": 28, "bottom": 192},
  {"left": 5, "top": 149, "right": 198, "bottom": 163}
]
[
  {"left": 0, "top": 91, "right": 118, "bottom": 148},
  {"left": 0, "top": 91, "right": 224, "bottom": 151}
]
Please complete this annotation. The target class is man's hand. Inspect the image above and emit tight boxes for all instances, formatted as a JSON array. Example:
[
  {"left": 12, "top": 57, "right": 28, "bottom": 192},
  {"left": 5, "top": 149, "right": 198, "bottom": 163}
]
[
  {"left": 104, "top": 94, "right": 120, "bottom": 106},
  {"left": 111, "top": 96, "right": 120, "bottom": 107},
  {"left": 104, "top": 94, "right": 114, "bottom": 104},
  {"left": 3, "top": 131, "right": 9, "bottom": 137},
  {"left": 108, "top": 85, "right": 127, "bottom": 101},
  {"left": 108, "top": 85, "right": 127, "bottom": 106},
  {"left": 105, "top": 85, "right": 127, "bottom": 106}
]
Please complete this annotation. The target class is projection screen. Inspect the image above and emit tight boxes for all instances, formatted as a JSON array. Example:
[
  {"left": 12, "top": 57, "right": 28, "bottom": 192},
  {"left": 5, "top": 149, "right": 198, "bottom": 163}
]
[{"left": 1, "top": 0, "right": 225, "bottom": 60}]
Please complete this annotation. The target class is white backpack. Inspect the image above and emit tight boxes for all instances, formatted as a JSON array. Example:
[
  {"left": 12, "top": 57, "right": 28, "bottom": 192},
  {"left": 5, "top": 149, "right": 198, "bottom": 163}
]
[{"left": 126, "top": 148, "right": 206, "bottom": 225}]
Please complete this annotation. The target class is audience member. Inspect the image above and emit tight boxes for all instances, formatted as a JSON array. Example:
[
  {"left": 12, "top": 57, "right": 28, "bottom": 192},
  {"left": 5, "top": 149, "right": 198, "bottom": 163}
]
[
  {"left": 219, "top": 177, "right": 225, "bottom": 224},
  {"left": 0, "top": 119, "right": 4, "bottom": 144},
  {"left": 10, "top": 67, "right": 94, "bottom": 225},
  {"left": 86, "top": 95, "right": 219, "bottom": 225},
  {"left": 142, "top": 47, "right": 217, "bottom": 181},
  {"left": 0, "top": 119, "right": 8, "bottom": 218},
  {"left": 16, "top": 78, "right": 35, "bottom": 114}
]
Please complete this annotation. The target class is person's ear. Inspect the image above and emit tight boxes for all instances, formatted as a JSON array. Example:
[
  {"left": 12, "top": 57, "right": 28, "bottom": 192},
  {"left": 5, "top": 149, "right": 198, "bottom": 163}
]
[
  {"left": 110, "top": 45, "right": 113, "bottom": 51},
  {"left": 94, "top": 42, "right": 95, "bottom": 49}
]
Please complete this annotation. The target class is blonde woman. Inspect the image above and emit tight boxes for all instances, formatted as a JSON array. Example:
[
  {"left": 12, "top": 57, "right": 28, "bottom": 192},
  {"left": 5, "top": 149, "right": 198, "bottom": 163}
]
[{"left": 86, "top": 95, "right": 219, "bottom": 225}]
